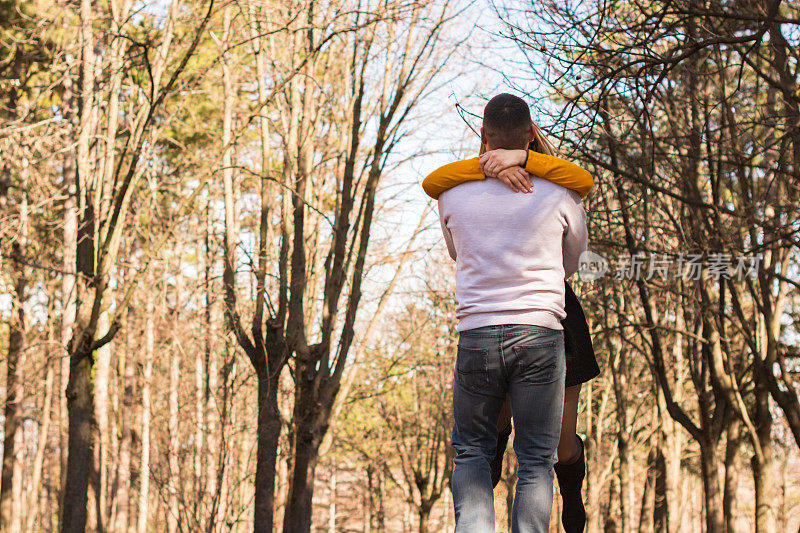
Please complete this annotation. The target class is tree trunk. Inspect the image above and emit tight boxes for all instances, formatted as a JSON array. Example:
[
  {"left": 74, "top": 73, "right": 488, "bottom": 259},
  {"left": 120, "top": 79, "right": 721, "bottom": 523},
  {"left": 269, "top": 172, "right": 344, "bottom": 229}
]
[
  {"left": 502, "top": 455, "right": 516, "bottom": 533},
  {"left": 328, "top": 468, "right": 336, "bottom": 533},
  {"left": 276, "top": 391, "right": 292, "bottom": 533},
  {"left": 196, "top": 308, "right": 206, "bottom": 523},
  {"left": 609, "top": 331, "right": 630, "bottom": 533},
  {"left": 26, "top": 314, "right": 56, "bottom": 532},
  {"left": 214, "top": 342, "right": 233, "bottom": 532},
  {"left": 638, "top": 451, "right": 655, "bottom": 533},
  {"left": 92, "top": 310, "right": 112, "bottom": 532},
  {"left": 167, "top": 327, "right": 180, "bottom": 533},
  {"left": 366, "top": 464, "right": 385, "bottom": 532},
  {"left": 113, "top": 312, "right": 134, "bottom": 533},
  {"left": 61, "top": 338, "right": 96, "bottom": 532},
  {"left": 751, "top": 451, "right": 775, "bottom": 533},
  {"left": 698, "top": 437, "right": 724, "bottom": 533},
  {"left": 585, "top": 380, "right": 599, "bottom": 533},
  {"left": 661, "top": 308, "right": 684, "bottom": 533},
  {"left": 0, "top": 273, "right": 25, "bottom": 531},
  {"left": 723, "top": 420, "right": 740, "bottom": 533},
  {"left": 418, "top": 504, "right": 432, "bottom": 533},
  {"left": 237, "top": 393, "right": 253, "bottom": 533},
  {"left": 137, "top": 293, "right": 154, "bottom": 533},
  {"left": 604, "top": 470, "right": 619, "bottom": 533},
  {"left": 652, "top": 443, "right": 668, "bottom": 532},
  {"left": 617, "top": 430, "right": 630, "bottom": 533},
  {"left": 206, "top": 335, "right": 220, "bottom": 529},
  {"left": 282, "top": 394, "right": 325, "bottom": 533},
  {"left": 752, "top": 369, "right": 776, "bottom": 533},
  {"left": 253, "top": 372, "right": 282, "bottom": 532},
  {"left": 1, "top": 145, "right": 28, "bottom": 533}
]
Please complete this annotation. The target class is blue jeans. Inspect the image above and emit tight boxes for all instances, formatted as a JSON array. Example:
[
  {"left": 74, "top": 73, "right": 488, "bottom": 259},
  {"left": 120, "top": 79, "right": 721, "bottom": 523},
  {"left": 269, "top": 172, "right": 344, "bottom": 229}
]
[{"left": 451, "top": 325, "right": 566, "bottom": 533}]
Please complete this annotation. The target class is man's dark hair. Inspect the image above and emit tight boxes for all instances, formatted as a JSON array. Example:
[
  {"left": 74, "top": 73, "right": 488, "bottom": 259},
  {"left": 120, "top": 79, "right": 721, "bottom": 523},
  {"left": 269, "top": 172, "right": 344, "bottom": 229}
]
[{"left": 482, "top": 93, "right": 532, "bottom": 150}]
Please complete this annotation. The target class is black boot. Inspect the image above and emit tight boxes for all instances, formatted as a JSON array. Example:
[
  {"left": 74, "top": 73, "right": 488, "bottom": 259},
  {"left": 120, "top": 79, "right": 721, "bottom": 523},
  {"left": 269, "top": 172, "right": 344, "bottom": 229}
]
[
  {"left": 490, "top": 423, "right": 512, "bottom": 488},
  {"left": 554, "top": 435, "right": 587, "bottom": 533}
]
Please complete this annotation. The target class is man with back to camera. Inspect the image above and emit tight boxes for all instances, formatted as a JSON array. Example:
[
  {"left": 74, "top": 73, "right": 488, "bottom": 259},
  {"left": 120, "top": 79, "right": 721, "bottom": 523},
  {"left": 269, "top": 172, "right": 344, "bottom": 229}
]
[{"left": 437, "top": 93, "right": 588, "bottom": 532}]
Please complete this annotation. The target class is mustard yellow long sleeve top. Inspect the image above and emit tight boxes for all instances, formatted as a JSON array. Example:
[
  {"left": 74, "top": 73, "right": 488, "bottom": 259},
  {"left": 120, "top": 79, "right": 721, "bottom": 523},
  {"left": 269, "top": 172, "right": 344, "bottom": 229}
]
[{"left": 422, "top": 150, "right": 593, "bottom": 200}]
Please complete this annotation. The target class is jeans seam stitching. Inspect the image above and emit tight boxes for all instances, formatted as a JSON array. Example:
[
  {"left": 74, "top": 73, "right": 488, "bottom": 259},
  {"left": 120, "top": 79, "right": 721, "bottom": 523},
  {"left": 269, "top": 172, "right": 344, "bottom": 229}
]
[{"left": 500, "top": 329, "right": 508, "bottom": 383}]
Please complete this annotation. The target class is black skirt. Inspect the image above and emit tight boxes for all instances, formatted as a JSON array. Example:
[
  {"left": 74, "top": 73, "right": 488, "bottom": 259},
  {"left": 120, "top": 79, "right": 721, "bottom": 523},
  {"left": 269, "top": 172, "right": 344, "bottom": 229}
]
[{"left": 562, "top": 281, "right": 601, "bottom": 387}]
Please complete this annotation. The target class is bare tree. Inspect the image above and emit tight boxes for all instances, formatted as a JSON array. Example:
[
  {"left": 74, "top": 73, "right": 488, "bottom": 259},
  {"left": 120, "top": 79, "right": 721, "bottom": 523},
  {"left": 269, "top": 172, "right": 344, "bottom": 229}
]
[{"left": 60, "top": 0, "right": 215, "bottom": 528}]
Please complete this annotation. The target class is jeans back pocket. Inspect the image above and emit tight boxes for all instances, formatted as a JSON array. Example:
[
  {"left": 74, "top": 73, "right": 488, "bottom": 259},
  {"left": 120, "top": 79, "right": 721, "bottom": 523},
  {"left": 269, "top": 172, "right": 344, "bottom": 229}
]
[
  {"left": 455, "top": 346, "right": 490, "bottom": 394},
  {"left": 512, "top": 341, "right": 559, "bottom": 385}
]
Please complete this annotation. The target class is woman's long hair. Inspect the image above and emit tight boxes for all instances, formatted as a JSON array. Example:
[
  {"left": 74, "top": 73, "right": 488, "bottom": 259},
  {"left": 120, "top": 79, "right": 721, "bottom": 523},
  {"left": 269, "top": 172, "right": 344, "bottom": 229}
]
[
  {"left": 479, "top": 121, "right": 558, "bottom": 156},
  {"left": 528, "top": 122, "right": 558, "bottom": 156}
]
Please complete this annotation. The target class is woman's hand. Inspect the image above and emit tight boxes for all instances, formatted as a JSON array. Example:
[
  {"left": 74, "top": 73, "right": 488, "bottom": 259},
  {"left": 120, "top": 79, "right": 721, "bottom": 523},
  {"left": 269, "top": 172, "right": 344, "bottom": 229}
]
[
  {"left": 497, "top": 167, "right": 533, "bottom": 193},
  {"left": 479, "top": 148, "right": 528, "bottom": 177}
]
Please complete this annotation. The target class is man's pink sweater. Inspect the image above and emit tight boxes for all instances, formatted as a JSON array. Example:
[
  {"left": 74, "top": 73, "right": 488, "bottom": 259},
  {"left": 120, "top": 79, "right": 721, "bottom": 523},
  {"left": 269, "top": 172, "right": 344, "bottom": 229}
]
[{"left": 438, "top": 177, "right": 588, "bottom": 332}]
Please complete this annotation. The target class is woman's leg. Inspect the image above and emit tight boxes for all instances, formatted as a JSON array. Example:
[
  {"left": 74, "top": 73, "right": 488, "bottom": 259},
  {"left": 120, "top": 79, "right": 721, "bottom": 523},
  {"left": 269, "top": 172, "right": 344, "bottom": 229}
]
[
  {"left": 497, "top": 395, "right": 512, "bottom": 431},
  {"left": 557, "top": 384, "right": 582, "bottom": 464},
  {"left": 554, "top": 384, "right": 586, "bottom": 533},
  {"left": 490, "top": 396, "right": 513, "bottom": 486}
]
